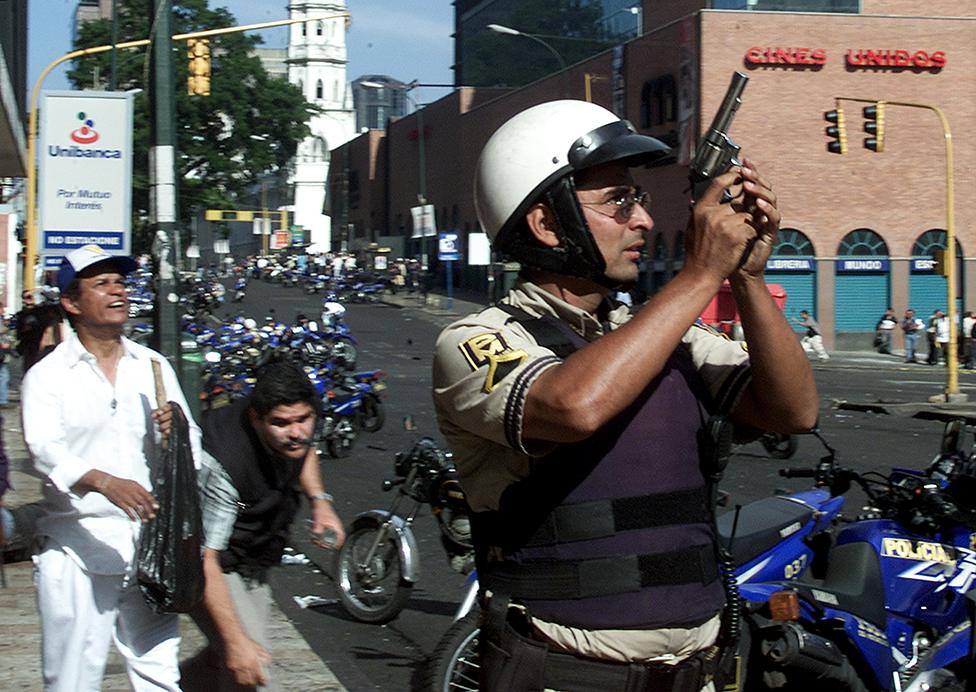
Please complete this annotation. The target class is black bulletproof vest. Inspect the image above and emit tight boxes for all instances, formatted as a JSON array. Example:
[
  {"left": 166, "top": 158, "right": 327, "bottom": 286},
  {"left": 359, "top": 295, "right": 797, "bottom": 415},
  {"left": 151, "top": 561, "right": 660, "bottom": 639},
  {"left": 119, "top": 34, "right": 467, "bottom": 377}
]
[
  {"left": 473, "top": 305, "right": 725, "bottom": 629},
  {"left": 202, "top": 398, "right": 305, "bottom": 579}
]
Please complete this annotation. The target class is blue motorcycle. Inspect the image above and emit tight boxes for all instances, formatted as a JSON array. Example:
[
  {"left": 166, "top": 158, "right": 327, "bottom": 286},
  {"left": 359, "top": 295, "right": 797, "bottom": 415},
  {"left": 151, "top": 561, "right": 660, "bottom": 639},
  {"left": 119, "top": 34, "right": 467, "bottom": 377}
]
[
  {"left": 425, "top": 424, "right": 976, "bottom": 691},
  {"left": 738, "top": 422, "right": 976, "bottom": 692}
]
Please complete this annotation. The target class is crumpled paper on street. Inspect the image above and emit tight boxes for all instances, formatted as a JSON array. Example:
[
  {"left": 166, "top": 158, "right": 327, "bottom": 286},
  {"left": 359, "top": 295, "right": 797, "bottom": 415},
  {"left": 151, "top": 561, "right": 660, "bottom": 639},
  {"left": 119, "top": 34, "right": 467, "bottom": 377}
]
[{"left": 293, "top": 595, "right": 337, "bottom": 609}]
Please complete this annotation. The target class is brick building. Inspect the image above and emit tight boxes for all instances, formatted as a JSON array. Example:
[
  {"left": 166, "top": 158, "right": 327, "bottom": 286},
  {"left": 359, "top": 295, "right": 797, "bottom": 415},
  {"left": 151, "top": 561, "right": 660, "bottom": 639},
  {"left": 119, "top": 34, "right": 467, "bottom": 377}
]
[{"left": 329, "top": 2, "right": 975, "bottom": 349}]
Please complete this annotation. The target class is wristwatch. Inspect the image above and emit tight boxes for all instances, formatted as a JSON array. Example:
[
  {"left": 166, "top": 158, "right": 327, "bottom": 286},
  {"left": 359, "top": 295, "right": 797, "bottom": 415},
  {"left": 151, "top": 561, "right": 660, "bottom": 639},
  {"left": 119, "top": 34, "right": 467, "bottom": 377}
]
[{"left": 311, "top": 492, "right": 334, "bottom": 503}]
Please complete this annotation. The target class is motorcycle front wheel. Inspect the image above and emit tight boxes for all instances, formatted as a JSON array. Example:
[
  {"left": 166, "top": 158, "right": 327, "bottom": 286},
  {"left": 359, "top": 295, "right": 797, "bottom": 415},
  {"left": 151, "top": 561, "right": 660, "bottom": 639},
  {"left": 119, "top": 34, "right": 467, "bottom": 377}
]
[
  {"left": 326, "top": 420, "right": 356, "bottom": 458},
  {"left": 336, "top": 524, "right": 413, "bottom": 624},
  {"left": 423, "top": 611, "right": 480, "bottom": 692},
  {"left": 359, "top": 397, "right": 386, "bottom": 433},
  {"left": 332, "top": 336, "right": 358, "bottom": 370}
]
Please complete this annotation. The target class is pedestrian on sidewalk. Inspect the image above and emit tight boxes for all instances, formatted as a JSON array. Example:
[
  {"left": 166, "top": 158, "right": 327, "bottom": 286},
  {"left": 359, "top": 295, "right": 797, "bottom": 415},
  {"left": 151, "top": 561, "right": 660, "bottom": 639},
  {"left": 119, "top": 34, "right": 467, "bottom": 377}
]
[
  {"left": 928, "top": 309, "right": 949, "bottom": 365},
  {"left": 22, "top": 244, "right": 202, "bottom": 692},
  {"left": 795, "top": 310, "right": 830, "bottom": 361},
  {"left": 962, "top": 311, "right": 975, "bottom": 368},
  {"left": 875, "top": 307, "right": 897, "bottom": 354},
  {"left": 901, "top": 308, "right": 924, "bottom": 363},
  {"left": 181, "top": 360, "right": 345, "bottom": 691},
  {"left": 926, "top": 309, "right": 940, "bottom": 364}
]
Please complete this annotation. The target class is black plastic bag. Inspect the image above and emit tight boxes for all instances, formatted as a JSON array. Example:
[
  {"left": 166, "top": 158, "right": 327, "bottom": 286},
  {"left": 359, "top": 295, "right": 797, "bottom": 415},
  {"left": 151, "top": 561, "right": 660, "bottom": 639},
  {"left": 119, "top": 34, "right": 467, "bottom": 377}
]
[{"left": 137, "top": 402, "right": 205, "bottom": 613}]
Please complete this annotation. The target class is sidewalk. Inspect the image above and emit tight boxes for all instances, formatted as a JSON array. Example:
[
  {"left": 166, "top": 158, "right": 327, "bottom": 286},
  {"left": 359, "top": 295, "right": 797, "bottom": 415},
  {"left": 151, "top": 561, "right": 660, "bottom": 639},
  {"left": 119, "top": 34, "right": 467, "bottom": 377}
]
[{"left": 0, "top": 385, "right": 346, "bottom": 691}]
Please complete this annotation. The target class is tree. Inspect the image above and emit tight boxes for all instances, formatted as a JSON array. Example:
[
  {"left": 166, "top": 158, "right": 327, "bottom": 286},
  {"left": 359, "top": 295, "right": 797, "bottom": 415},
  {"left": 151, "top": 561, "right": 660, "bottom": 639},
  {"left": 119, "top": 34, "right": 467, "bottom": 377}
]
[
  {"left": 463, "top": 0, "right": 621, "bottom": 88},
  {"left": 67, "top": 0, "right": 317, "bottom": 252}
]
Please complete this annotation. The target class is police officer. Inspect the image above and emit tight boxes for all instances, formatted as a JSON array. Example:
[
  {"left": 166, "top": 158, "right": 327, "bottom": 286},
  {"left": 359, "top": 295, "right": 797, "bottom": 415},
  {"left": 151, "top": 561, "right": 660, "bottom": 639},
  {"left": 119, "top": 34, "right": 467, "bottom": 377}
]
[{"left": 432, "top": 100, "right": 818, "bottom": 691}]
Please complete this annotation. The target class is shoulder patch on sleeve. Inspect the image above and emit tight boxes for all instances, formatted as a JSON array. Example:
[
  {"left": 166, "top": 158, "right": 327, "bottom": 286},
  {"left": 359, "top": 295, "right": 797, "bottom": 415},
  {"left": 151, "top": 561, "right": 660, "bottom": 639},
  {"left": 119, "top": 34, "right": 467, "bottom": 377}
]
[
  {"left": 482, "top": 349, "right": 528, "bottom": 393},
  {"left": 457, "top": 331, "right": 527, "bottom": 392},
  {"left": 459, "top": 331, "right": 515, "bottom": 370}
]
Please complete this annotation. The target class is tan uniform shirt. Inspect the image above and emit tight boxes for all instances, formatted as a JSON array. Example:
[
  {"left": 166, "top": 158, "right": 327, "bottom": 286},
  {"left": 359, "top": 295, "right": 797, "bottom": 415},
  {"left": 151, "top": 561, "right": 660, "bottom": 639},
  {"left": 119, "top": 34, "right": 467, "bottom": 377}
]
[
  {"left": 432, "top": 280, "right": 751, "bottom": 665},
  {"left": 432, "top": 279, "right": 752, "bottom": 512}
]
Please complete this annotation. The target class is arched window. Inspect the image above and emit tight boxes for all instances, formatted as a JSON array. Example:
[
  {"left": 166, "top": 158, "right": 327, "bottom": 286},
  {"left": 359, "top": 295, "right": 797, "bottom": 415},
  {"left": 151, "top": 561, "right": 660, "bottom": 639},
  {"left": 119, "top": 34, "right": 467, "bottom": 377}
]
[
  {"left": 838, "top": 228, "right": 888, "bottom": 256},
  {"left": 301, "top": 21, "right": 306, "bottom": 37},
  {"left": 913, "top": 229, "right": 950, "bottom": 256},
  {"left": 912, "top": 228, "right": 962, "bottom": 270},
  {"left": 297, "top": 79, "right": 303, "bottom": 96},
  {"left": 315, "top": 80, "right": 323, "bottom": 99},
  {"left": 772, "top": 228, "right": 814, "bottom": 255},
  {"left": 316, "top": 21, "right": 324, "bottom": 36}
]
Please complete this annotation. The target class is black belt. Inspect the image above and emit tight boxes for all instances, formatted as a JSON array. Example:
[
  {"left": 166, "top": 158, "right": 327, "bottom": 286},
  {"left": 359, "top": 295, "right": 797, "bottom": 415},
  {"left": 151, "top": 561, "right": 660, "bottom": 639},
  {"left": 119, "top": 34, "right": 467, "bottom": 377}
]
[
  {"left": 542, "top": 645, "right": 721, "bottom": 692},
  {"left": 524, "top": 487, "right": 711, "bottom": 547},
  {"left": 481, "top": 604, "right": 725, "bottom": 692},
  {"left": 482, "top": 543, "right": 718, "bottom": 600}
]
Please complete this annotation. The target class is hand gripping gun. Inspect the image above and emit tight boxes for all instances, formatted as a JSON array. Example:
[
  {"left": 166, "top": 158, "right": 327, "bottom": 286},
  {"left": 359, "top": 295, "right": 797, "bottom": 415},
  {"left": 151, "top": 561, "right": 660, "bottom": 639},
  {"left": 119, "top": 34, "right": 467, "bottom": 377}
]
[{"left": 689, "top": 71, "right": 749, "bottom": 203}]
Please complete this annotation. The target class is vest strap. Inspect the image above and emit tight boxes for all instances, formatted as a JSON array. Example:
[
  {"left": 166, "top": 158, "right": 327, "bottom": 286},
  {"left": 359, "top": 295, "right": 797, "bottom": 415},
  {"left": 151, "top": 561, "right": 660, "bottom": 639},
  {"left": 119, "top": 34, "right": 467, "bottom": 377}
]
[
  {"left": 523, "top": 486, "right": 710, "bottom": 547},
  {"left": 496, "top": 303, "right": 578, "bottom": 358},
  {"left": 482, "top": 543, "right": 718, "bottom": 600}
]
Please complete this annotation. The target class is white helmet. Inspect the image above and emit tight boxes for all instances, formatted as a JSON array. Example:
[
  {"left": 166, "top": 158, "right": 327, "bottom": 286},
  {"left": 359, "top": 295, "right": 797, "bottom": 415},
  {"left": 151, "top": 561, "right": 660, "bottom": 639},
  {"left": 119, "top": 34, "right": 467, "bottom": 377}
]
[{"left": 474, "top": 100, "right": 671, "bottom": 284}]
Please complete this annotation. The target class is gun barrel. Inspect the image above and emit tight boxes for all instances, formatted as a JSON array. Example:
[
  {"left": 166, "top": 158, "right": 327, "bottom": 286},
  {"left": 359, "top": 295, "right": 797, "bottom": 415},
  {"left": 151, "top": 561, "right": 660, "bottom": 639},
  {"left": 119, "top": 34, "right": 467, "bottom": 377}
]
[{"left": 705, "top": 71, "right": 749, "bottom": 135}]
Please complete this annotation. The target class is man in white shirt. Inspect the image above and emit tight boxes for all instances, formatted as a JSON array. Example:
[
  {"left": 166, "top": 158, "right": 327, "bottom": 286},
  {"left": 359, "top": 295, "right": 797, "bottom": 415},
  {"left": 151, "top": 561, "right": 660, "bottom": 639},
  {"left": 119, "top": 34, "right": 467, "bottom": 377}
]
[{"left": 22, "top": 244, "right": 202, "bottom": 692}]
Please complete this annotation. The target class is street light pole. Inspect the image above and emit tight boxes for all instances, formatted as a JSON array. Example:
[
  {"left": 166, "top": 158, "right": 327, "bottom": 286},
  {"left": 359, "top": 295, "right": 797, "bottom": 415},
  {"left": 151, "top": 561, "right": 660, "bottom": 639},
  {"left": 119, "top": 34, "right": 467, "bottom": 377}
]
[{"left": 487, "top": 24, "right": 570, "bottom": 96}]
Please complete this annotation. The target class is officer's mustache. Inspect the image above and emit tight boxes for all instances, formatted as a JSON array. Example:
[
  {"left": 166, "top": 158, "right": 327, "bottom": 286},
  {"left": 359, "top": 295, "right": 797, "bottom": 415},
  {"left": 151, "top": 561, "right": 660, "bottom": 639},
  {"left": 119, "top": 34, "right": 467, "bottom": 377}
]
[{"left": 285, "top": 435, "right": 314, "bottom": 447}]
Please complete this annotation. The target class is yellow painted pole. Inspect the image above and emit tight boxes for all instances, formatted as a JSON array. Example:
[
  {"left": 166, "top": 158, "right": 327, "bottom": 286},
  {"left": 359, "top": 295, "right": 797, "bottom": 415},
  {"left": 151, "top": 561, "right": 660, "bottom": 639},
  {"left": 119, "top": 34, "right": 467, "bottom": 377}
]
[
  {"left": 24, "top": 12, "right": 349, "bottom": 289},
  {"left": 836, "top": 96, "right": 958, "bottom": 399}
]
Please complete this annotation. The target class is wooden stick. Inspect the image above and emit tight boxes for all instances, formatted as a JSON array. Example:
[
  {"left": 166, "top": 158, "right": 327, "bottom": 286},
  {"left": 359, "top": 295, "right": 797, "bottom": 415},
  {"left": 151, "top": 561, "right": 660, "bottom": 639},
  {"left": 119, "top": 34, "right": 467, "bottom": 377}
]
[{"left": 151, "top": 359, "right": 168, "bottom": 449}]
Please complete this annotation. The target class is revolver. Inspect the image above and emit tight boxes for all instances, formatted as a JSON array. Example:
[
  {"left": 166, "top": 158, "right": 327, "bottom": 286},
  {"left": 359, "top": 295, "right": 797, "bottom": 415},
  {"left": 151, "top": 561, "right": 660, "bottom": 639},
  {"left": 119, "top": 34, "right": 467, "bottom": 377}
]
[{"left": 689, "top": 71, "right": 749, "bottom": 203}]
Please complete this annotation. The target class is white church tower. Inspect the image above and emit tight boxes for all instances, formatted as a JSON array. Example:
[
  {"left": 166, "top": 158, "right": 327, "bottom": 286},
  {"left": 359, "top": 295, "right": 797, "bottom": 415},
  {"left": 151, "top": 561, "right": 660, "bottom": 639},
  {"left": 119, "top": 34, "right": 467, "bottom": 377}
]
[{"left": 287, "top": 1, "right": 355, "bottom": 251}]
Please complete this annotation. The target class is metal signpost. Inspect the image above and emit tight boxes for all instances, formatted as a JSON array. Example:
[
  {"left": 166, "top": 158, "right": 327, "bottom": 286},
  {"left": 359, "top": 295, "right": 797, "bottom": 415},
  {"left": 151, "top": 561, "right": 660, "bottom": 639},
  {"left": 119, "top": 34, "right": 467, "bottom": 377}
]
[{"left": 438, "top": 230, "right": 461, "bottom": 309}]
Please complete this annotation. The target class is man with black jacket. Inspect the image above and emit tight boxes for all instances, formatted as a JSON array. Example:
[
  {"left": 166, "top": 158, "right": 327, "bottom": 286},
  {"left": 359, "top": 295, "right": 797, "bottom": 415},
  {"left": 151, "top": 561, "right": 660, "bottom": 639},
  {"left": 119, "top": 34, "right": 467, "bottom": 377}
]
[{"left": 183, "top": 360, "right": 345, "bottom": 690}]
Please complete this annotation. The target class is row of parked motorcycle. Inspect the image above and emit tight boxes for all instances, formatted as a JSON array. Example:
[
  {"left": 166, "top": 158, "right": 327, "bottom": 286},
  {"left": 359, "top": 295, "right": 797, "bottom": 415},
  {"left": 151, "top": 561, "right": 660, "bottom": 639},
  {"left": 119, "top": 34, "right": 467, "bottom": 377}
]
[
  {"left": 335, "top": 418, "right": 976, "bottom": 691},
  {"left": 128, "top": 273, "right": 387, "bottom": 459},
  {"left": 190, "top": 307, "right": 385, "bottom": 458}
]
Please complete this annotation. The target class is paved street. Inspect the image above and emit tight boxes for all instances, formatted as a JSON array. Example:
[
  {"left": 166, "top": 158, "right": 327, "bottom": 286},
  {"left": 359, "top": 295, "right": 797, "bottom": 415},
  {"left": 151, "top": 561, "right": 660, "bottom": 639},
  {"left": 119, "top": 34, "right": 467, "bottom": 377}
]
[
  {"left": 4, "top": 278, "right": 976, "bottom": 691},
  {"left": 231, "top": 279, "right": 976, "bottom": 690}
]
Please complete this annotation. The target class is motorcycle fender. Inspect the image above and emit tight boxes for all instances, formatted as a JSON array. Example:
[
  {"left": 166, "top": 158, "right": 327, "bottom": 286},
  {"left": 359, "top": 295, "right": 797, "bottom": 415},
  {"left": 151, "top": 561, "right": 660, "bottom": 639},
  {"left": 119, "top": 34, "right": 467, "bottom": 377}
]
[{"left": 350, "top": 510, "right": 421, "bottom": 583}]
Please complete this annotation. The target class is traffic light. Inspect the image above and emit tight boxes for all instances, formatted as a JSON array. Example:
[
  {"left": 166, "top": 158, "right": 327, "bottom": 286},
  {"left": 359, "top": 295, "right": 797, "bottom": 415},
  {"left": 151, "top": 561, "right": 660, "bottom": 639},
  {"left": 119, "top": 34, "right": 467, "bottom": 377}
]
[
  {"left": 187, "top": 38, "right": 211, "bottom": 96},
  {"left": 863, "top": 101, "right": 885, "bottom": 152},
  {"left": 824, "top": 108, "right": 847, "bottom": 154},
  {"left": 932, "top": 248, "right": 948, "bottom": 276}
]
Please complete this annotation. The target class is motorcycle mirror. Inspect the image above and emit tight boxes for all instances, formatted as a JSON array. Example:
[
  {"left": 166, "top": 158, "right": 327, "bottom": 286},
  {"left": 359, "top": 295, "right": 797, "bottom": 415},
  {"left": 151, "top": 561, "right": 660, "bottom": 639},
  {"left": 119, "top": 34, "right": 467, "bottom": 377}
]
[{"left": 403, "top": 415, "right": 416, "bottom": 432}]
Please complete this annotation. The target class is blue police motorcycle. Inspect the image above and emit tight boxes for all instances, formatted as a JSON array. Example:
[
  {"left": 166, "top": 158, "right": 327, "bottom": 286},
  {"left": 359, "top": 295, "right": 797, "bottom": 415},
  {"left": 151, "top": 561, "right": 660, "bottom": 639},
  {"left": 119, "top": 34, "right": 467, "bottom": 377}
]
[
  {"left": 739, "top": 421, "right": 976, "bottom": 691},
  {"left": 425, "top": 423, "right": 976, "bottom": 691}
]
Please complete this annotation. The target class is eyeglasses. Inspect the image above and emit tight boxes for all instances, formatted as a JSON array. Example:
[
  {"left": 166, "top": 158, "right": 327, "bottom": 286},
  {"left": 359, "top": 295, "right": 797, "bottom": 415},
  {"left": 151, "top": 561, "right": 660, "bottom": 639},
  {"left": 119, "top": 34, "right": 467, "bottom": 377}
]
[{"left": 579, "top": 189, "right": 650, "bottom": 224}]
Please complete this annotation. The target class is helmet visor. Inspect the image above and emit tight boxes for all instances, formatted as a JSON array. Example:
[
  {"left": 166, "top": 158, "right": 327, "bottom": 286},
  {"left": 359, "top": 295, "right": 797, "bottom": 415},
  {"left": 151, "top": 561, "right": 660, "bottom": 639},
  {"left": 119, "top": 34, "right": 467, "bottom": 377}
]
[{"left": 568, "top": 120, "right": 672, "bottom": 171}]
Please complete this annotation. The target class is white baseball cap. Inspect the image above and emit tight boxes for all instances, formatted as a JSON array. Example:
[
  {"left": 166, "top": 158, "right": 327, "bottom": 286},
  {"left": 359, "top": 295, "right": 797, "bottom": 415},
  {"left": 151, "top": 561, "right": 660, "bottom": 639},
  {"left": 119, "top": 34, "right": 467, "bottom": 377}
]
[{"left": 57, "top": 244, "right": 138, "bottom": 293}]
